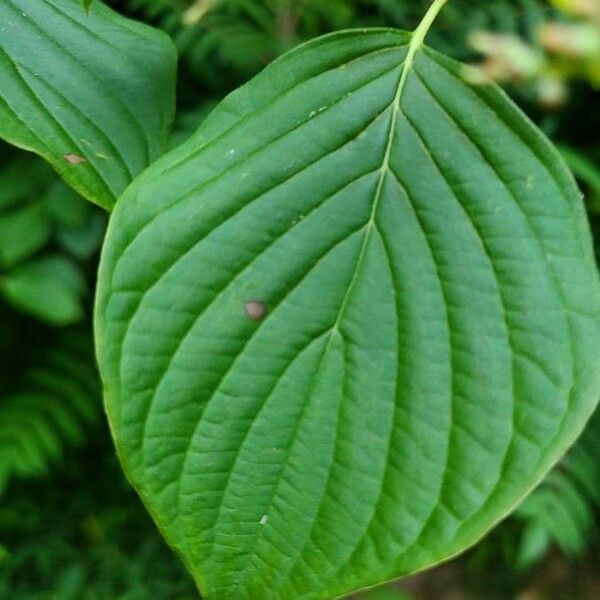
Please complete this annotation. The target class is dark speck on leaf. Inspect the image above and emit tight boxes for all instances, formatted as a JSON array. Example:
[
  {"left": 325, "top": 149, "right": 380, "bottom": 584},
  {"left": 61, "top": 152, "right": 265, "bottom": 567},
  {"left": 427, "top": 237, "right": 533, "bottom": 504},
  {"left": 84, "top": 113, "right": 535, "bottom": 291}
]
[
  {"left": 244, "top": 300, "right": 267, "bottom": 321},
  {"left": 63, "top": 153, "right": 87, "bottom": 165}
]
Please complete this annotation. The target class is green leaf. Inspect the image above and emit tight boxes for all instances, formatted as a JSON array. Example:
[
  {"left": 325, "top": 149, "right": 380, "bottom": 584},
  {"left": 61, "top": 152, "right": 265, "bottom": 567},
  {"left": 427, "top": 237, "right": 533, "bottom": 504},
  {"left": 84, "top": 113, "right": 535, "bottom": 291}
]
[
  {"left": 95, "top": 26, "right": 600, "bottom": 600},
  {"left": 0, "top": 0, "right": 177, "bottom": 210},
  {"left": 56, "top": 211, "right": 107, "bottom": 259},
  {"left": 515, "top": 522, "right": 550, "bottom": 571},
  {"left": 0, "top": 202, "right": 52, "bottom": 267},
  {"left": 1, "top": 255, "right": 86, "bottom": 325},
  {"left": 44, "top": 178, "right": 108, "bottom": 259},
  {"left": 0, "top": 155, "right": 53, "bottom": 211},
  {"left": 44, "top": 179, "right": 90, "bottom": 227}
]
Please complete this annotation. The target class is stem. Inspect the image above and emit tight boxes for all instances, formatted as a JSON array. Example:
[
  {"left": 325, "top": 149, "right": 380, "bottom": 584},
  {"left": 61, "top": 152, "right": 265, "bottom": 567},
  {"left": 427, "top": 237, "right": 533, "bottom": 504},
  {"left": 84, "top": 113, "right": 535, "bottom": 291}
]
[
  {"left": 406, "top": 0, "right": 450, "bottom": 67},
  {"left": 396, "top": 0, "right": 450, "bottom": 98},
  {"left": 334, "top": 0, "right": 451, "bottom": 328}
]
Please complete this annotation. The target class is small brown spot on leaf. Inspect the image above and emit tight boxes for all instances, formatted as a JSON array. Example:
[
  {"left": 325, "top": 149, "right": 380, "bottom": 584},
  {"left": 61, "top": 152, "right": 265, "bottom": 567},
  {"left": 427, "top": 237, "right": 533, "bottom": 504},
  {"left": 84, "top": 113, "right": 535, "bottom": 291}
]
[
  {"left": 63, "top": 153, "right": 87, "bottom": 165},
  {"left": 244, "top": 300, "right": 267, "bottom": 321}
]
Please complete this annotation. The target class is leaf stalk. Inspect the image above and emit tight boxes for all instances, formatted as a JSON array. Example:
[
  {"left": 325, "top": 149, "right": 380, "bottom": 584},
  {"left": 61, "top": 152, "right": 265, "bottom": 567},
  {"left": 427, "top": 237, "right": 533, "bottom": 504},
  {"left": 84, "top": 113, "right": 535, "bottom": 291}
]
[{"left": 407, "top": 0, "right": 450, "bottom": 67}]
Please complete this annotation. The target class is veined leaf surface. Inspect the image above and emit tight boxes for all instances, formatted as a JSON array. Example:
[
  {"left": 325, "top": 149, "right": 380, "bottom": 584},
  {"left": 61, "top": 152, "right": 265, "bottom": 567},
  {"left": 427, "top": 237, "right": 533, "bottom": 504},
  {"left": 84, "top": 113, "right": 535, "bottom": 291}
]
[
  {"left": 0, "top": 0, "right": 176, "bottom": 210},
  {"left": 95, "top": 28, "right": 600, "bottom": 600}
]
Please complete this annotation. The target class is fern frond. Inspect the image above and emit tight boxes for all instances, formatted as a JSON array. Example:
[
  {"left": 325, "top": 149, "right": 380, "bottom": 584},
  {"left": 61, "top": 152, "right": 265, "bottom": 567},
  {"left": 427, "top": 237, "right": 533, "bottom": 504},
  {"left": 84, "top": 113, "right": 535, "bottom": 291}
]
[
  {"left": 0, "top": 332, "right": 101, "bottom": 495},
  {"left": 515, "top": 408, "right": 600, "bottom": 568}
]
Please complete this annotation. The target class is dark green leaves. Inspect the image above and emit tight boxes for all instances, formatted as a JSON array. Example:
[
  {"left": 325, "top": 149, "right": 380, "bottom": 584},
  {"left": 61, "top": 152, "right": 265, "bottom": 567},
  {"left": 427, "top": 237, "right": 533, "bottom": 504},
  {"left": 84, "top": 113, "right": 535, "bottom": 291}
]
[
  {"left": 0, "top": 0, "right": 177, "bottom": 210},
  {"left": 0, "top": 152, "right": 103, "bottom": 325},
  {"left": 0, "top": 201, "right": 52, "bottom": 268},
  {"left": 95, "top": 28, "right": 600, "bottom": 600},
  {"left": 0, "top": 332, "right": 100, "bottom": 492}
]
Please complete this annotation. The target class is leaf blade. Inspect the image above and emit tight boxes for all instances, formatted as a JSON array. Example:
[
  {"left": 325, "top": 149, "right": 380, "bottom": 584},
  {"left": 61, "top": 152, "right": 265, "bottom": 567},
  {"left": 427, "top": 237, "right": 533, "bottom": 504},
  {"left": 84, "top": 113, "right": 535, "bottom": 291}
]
[{"left": 95, "top": 29, "right": 600, "bottom": 600}]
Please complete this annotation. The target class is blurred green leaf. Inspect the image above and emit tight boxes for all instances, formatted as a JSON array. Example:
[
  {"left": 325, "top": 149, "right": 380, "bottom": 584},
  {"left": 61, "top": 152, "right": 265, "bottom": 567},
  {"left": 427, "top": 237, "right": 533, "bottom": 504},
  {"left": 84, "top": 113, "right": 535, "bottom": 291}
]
[
  {"left": 515, "top": 522, "right": 551, "bottom": 571},
  {"left": 0, "top": 202, "right": 52, "bottom": 268},
  {"left": 0, "top": 329, "right": 100, "bottom": 496},
  {"left": 56, "top": 211, "right": 107, "bottom": 260},
  {"left": 55, "top": 564, "right": 88, "bottom": 600},
  {"left": 514, "top": 408, "right": 600, "bottom": 567},
  {"left": 44, "top": 180, "right": 90, "bottom": 228},
  {"left": 0, "top": 156, "right": 53, "bottom": 211},
  {"left": 0, "top": 255, "right": 86, "bottom": 325}
]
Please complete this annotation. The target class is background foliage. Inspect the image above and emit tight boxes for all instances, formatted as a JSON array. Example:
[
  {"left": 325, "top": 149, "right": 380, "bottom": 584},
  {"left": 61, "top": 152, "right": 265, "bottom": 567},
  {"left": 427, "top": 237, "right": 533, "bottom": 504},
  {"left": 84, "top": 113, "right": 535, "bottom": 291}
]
[{"left": 1, "top": 0, "right": 599, "bottom": 598}]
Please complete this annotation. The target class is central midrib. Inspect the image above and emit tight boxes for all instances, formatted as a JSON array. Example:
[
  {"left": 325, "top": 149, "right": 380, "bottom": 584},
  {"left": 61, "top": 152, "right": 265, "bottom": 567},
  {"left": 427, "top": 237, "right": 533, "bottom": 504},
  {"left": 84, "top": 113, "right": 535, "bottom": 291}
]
[
  {"left": 330, "top": 0, "right": 448, "bottom": 336},
  {"left": 252, "top": 39, "right": 430, "bottom": 600},
  {"left": 331, "top": 41, "right": 420, "bottom": 335},
  {"left": 257, "top": 14, "right": 451, "bottom": 596}
]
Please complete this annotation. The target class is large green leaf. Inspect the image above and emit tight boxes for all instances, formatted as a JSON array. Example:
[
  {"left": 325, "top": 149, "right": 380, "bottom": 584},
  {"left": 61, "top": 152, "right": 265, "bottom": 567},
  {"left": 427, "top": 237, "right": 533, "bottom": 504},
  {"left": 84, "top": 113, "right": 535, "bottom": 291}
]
[
  {"left": 95, "top": 26, "right": 600, "bottom": 600},
  {"left": 0, "top": 0, "right": 176, "bottom": 210}
]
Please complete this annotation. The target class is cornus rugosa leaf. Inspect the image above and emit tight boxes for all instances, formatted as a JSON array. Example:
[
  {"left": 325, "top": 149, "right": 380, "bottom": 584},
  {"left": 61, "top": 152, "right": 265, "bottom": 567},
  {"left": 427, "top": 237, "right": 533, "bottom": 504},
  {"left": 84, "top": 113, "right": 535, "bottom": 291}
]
[
  {"left": 0, "top": 0, "right": 176, "bottom": 210},
  {"left": 95, "top": 7, "right": 600, "bottom": 600}
]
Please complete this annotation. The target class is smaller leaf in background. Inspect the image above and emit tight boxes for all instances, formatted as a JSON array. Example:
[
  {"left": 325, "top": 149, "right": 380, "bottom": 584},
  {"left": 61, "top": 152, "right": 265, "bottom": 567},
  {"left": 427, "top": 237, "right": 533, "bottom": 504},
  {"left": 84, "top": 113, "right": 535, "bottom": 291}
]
[
  {"left": 468, "top": 0, "right": 600, "bottom": 107},
  {"left": 169, "top": 102, "right": 219, "bottom": 149},
  {"left": 0, "top": 203, "right": 52, "bottom": 268},
  {"left": 549, "top": 0, "right": 598, "bottom": 18},
  {"left": 515, "top": 522, "right": 551, "bottom": 571},
  {"left": 0, "top": 330, "right": 100, "bottom": 494},
  {"left": 539, "top": 22, "right": 600, "bottom": 60},
  {"left": 56, "top": 212, "right": 107, "bottom": 260},
  {"left": 468, "top": 30, "right": 544, "bottom": 81},
  {"left": 182, "top": 0, "right": 216, "bottom": 26},
  {"left": 44, "top": 179, "right": 108, "bottom": 259},
  {"left": 44, "top": 180, "right": 90, "bottom": 228},
  {"left": 0, "top": 0, "right": 177, "bottom": 210},
  {"left": 0, "top": 156, "right": 53, "bottom": 211},
  {"left": 0, "top": 447, "right": 198, "bottom": 598},
  {"left": 0, "top": 256, "right": 87, "bottom": 326},
  {"left": 514, "top": 408, "right": 600, "bottom": 567},
  {"left": 0, "top": 393, "right": 66, "bottom": 475}
]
